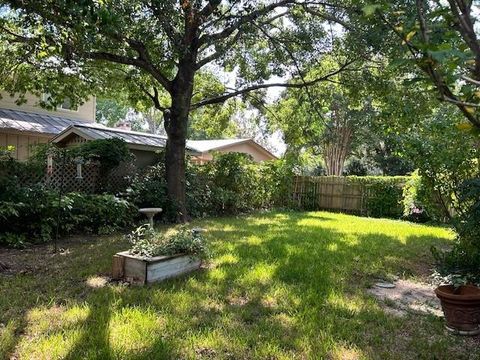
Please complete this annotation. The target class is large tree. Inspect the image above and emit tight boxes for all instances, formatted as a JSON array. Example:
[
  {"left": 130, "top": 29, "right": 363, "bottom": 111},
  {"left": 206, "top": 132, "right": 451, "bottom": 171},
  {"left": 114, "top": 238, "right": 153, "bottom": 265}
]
[
  {"left": 0, "top": 0, "right": 356, "bottom": 220},
  {"left": 269, "top": 57, "right": 377, "bottom": 175}
]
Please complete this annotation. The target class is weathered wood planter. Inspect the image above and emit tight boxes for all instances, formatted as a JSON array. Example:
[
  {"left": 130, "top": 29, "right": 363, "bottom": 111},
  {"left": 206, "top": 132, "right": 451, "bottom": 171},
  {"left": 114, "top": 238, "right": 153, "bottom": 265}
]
[{"left": 112, "top": 251, "right": 201, "bottom": 284}]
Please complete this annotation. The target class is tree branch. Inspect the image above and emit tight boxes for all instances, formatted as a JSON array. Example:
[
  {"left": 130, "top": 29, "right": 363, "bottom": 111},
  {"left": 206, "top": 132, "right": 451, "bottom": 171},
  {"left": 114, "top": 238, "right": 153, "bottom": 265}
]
[
  {"left": 198, "top": 0, "right": 295, "bottom": 47},
  {"left": 85, "top": 50, "right": 172, "bottom": 93},
  {"left": 190, "top": 59, "right": 356, "bottom": 109},
  {"left": 196, "top": 30, "right": 242, "bottom": 69}
]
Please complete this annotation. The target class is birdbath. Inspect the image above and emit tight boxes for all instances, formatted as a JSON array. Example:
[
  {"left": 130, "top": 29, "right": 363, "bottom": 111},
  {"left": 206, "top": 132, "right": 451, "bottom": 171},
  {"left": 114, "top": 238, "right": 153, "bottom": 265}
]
[{"left": 138, "top": 208, "right": 162, "bottom": 228}]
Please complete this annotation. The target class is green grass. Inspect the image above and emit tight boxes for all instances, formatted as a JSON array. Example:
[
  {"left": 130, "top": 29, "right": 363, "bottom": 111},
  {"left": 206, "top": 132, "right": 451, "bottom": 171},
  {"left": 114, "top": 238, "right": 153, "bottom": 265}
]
[{"left": 1, "top": 211, "right": 478, "bottom": 359}]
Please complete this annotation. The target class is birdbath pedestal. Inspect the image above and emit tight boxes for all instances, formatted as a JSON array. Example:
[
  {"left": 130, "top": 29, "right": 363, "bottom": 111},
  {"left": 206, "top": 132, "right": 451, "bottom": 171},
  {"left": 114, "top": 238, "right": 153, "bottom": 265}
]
[{"left": 139, "top": 208, "right": 162, "bottom": 228}]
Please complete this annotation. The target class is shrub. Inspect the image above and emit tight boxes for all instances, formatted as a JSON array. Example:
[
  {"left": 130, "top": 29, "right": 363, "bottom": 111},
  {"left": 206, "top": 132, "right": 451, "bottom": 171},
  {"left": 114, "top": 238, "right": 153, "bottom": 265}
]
[
  {"left": 127, "top": 152, "right": 294, "bottom": 220},
  {"left": 342, "top": 176, "right": 408, "bottom": 218},
  {"left": 199, "top": 153, "right": 262, "bottom": 214},
  {"left": 127, "top": 161, "right": 168, "bottom": 208},
  {"left": 66, "top": 193, "right": 136, "bottom": 234},
  {"left": 0, "top": 186, "right": 136, "bottom": 247},
  {"left": 432, "top": 178, "right": 480, "bottom": 286},
  {"left": 70, "top": 138, "right": 132, "bottom": 174},
  {"left": 344, "top": 158, "right": 368, "bottom": 176},
  {"left": 401, "top": 170, "right": 445, "bottom": 222}
]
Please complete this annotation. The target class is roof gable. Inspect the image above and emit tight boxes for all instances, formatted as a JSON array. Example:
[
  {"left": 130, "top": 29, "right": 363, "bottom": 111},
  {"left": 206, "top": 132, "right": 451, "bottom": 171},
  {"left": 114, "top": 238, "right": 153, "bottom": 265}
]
[{"left": 187, "top": 138, "right": 277, "bottom": 160}]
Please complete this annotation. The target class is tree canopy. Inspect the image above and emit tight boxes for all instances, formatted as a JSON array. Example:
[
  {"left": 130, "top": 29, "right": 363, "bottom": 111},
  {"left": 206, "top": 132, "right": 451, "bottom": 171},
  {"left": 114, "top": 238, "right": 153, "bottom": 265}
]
[{"left": 0, "top": 0, "right": 364, "bottom": 220}]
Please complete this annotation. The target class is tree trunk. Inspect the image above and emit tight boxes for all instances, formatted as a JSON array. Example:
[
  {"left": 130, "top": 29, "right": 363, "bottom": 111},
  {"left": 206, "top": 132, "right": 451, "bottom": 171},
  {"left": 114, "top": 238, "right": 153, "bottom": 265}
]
[
  {"left": 165, "top": 131, "right": 188, "bottom": 222},
  {"left": 164, "top": 60, "right": 196, "bottom": 223},
  {"left": 322, "top": 103, "right": 353, "bottom": 176}
]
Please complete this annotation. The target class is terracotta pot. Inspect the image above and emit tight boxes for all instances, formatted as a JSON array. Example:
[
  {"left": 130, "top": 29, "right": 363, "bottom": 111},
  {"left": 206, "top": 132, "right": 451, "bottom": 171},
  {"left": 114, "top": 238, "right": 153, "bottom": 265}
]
[{"left": 435, "top": 284, "right": 480, "bottom": 335}]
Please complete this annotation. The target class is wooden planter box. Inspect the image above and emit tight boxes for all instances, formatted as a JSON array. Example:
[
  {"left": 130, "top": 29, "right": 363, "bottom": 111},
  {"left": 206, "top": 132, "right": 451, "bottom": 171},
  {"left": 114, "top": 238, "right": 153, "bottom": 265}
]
[{"left": 112, "top": 251, "right": 201, "bottom": 284}]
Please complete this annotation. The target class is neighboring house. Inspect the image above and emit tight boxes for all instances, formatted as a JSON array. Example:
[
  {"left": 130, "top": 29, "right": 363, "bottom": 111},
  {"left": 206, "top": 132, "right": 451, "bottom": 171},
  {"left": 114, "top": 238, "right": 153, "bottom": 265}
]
[
  {"left": 51, "top": 124, "right": 200, "bottom": 168},
  {"left": 0, "top": 93, "right": 277, "bottom": 165},
  {"left": 0, "top": 92, "right": 96, "bottom": 160},
  {"left": 188, "top": 139, "right": 277, "bottom": 164}
]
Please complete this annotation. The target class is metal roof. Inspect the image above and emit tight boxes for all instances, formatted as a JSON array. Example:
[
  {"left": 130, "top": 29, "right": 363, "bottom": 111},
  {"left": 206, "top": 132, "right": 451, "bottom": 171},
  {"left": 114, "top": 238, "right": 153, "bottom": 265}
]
[
  {"left": 0, "top": 108, "right": 102, "bottom": 135},
  {"left": 0, "top": 108, "right": 273, "bottom": 157},
  {"left": 52, "top": 124, "right": 202, "bottom": 153},
  {"left": 64, "top": 123, "right": 168, "bottom": 148}
]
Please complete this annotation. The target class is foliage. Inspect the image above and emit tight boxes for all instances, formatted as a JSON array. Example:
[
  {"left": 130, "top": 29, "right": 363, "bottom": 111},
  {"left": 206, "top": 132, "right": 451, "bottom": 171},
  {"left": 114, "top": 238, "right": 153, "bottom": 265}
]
[
  {"left": 401, "top": 106, "right": 480, "bottom": 219},
  {"left": 0, "top": 185, "right": 136, "bottom": 247},
  {"left": 0, "top": 0, "right": 355, "bottom": 219},
  {"left": 0, "top": 148, "right": 44, "bottom": 188},
  {"left": 353, "top": 176, "right": 407, "bottom": 219},
  {"left": 96, "top": 97, "right": 129, "bottom": 127},
  {"left": 128, "top": 152, "right": 294, "bottom": 221},
  {"left": 343, "top": 159, "right": 368, "bottom": 176},
  {"left": 65, "top": 193, "right": 136, "bottom": 235},
  {"left": 70, "top": 138, "right": 132, "bottom": 174},
  {"left": 269, "top": 57, "right": 378, "bottom": 175},
  {"left": 125, "top": 224, "right": 157, "bottom": 258},
  {"left": 432, "top": 178, "right": 480, "bottom": 286},
  {"left": 401, "top": 170, "right": 443, "bottom": 223},
  {"left": 193, "top": 153, "right": 294, "bottom": 215},
  {"left": 127, "top": 225, "right": 209, "bottom": 259},
  {"left": 362, "top": 0, "right": 480, "bottom": 132}
]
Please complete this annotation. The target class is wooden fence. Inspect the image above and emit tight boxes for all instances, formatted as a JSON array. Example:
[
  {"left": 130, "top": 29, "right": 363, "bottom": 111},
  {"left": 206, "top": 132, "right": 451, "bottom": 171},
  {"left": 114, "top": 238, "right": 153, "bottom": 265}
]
[{"left": 292, "top": 176, "right": 395, "bottom": 215}]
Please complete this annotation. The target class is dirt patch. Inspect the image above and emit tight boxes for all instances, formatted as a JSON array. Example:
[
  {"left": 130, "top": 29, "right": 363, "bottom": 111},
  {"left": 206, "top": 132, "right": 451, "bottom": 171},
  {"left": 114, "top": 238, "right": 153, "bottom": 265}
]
[
  {"left": 0, "top": 235, "right": 98, "bottom": 275},
  {"left": 368, "top": 279, "right": 442, "bottom": 317}
]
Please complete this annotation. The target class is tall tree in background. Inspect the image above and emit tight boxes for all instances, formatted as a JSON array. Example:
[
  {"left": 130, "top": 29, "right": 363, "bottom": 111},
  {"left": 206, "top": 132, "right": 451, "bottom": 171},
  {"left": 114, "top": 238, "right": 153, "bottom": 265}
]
[
  {"left": 0, "top": 0, "right": 355, "bottom": 220},
  {"left": 270, "top": 58, "right": 375, "bottom": 175}
]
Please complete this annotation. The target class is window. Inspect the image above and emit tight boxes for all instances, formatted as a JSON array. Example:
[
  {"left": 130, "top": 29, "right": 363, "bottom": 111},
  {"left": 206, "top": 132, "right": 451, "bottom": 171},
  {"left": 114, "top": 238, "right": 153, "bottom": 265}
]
[{"left": 42, "top": 93, "right": 78, "bottom": 112}]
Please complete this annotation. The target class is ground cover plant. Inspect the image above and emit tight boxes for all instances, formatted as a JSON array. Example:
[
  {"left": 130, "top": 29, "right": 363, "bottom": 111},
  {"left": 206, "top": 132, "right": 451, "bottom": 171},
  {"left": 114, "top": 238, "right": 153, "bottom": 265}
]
[
  {"left": 126, "top": 225, "right": 209, "bottom": 260},
  {"left": 1, "top": 211, "right": 479, "bottom": 359}
]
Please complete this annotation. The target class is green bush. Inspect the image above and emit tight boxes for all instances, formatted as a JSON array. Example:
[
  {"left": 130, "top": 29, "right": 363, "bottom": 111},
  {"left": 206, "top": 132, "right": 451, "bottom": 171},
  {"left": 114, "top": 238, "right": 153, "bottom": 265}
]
[
  {"left": 432, "top": 178, "right": 480, "bottom": 286},
  {"left": 0, "top": 186, "right": 136, "bottom": 247},
  {"left": 343, "top": 176, "right": 408, "bottom": 218},
  {"left": 127, "top": 152, "right": 294, "bottom": 220},
  {"left": 401, "top": 170, "right": 445, "bottom": 222}
]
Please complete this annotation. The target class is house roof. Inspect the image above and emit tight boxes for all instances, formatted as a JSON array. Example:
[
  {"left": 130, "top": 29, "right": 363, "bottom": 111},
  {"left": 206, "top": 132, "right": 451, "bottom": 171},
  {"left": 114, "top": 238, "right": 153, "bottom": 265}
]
[
  {"left": 51, "top": 123, "right": 200, "bottom": 154},
  {"left": 187, "top": 138, "right": 277, "bottom": 160},
  {"left": 0, "top": 108, "right": 102, "bottom": 135},
  {"left": 0, "top": 108, "right": 275, "bottom": 159},
  {"left": 186, "top": 139, "right": 251, "bottom": 152}
]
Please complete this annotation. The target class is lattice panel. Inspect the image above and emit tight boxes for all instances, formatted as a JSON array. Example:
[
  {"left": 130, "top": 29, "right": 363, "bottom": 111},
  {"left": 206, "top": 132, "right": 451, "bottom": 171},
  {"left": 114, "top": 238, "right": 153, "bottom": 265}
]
[{"left": 46, "top": 162, "right": 100, "bottom": 193}]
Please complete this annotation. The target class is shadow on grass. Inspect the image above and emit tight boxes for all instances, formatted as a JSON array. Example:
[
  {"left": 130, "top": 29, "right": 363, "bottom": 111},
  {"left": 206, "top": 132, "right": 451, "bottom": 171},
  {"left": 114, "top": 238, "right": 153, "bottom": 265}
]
[{"left": 0, "top": 211, "right": 459, "bottom": 359}]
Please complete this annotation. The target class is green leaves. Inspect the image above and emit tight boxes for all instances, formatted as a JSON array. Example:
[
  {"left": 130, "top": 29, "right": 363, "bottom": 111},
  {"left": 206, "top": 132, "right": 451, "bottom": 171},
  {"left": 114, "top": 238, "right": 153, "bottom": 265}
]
[{"left": 362, "top": 4, "right": 382, "bottom": 17}]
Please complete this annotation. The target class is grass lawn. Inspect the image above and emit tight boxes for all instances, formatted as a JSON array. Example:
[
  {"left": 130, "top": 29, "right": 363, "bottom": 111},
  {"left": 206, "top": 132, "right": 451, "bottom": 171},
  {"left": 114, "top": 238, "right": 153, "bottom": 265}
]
[{"left": 1, "top": 211, "right": 479, "bottom": 359}]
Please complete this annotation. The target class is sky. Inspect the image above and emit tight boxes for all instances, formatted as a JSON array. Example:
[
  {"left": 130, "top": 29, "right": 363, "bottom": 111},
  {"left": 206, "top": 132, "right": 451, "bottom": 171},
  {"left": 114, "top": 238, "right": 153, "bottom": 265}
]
[{"left": 216, "top": 69, "right": 287, "bottom": 156}]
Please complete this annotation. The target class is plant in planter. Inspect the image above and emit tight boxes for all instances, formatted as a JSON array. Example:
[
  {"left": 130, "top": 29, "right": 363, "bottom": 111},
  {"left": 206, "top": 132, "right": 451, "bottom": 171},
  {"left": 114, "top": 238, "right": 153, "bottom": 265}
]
[
  {"left": 432, "top": 178, "right": 480, "bottom": 335},
  {"left": 113, "top": 225, "right": 209, "bottom": 284}
]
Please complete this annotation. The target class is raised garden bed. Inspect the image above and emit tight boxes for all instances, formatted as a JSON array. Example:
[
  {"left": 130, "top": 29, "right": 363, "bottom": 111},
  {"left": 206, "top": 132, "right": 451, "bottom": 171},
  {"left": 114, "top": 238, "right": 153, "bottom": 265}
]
[{"left": 112, "top": 251, "right": 201, "bottom": 284}]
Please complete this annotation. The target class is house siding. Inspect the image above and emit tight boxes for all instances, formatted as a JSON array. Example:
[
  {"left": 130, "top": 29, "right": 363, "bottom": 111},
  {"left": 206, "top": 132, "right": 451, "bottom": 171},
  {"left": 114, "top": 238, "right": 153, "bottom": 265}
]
[
  {"left": 0, "top": 92, "right": 96, "bottom": 123},
  {"left": 0, "top": 130, "right": 50, "bottom": 161}
]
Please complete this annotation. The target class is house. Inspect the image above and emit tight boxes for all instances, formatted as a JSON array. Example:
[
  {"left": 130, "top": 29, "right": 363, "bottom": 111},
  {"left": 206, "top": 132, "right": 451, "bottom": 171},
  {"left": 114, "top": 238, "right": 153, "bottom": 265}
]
[
  {"left": 0, "top": 93, "right": 277, "bottom": 165},
  {"left": 0, "top": 92, "right": 97, "bottom": 160},
  {"left": 52, "top": 126, "right": 277, "bottom": 166},
  {"left": 188, "top": 139, "right": 277, "bottom": 164},
  {"left": 50, "top": 123, "right": 200, "bottom": 168}
]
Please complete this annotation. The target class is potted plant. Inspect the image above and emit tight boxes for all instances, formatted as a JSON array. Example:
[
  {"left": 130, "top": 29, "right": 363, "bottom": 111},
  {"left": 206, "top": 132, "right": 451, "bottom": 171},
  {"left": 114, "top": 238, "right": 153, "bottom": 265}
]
[
  {"left": 432, "top": 179, "right": 480, "bottom": 335},
  {"left": 112, "top": 225, "right": 209, "bottom": 284}
]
